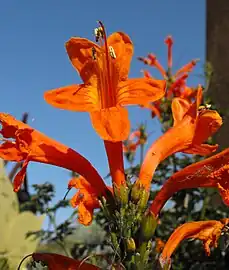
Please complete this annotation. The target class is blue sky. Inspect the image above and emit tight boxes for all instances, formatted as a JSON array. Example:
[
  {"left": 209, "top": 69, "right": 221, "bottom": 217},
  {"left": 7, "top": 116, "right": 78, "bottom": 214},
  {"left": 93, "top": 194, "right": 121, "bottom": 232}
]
[{"left": 0, "top": 1, "right": 205, "bottom": 223}]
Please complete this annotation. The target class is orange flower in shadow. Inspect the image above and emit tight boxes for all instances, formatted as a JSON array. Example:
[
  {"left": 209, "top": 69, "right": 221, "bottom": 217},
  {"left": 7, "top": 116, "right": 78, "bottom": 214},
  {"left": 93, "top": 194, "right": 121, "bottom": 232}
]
[
  {"left": 150, "top": 147, "right": 229, "bottom": 216},
  {"left": 159, "top": 219, "right": 229, "bottom": 268},
  {"left": 0, "top": 113, "right": 107, "bottom": 195},
  {"left": 44, "top": 22, "right": 166, "bottom": 142},
  {"left": 68, "top": 176, "right": 112, "bottom": 225},
  {"left": 138, "top": 87, "right": 222, "bottom": 190},
  {"left": 32, "top": 253, "right": 100, "bottom": 270}
]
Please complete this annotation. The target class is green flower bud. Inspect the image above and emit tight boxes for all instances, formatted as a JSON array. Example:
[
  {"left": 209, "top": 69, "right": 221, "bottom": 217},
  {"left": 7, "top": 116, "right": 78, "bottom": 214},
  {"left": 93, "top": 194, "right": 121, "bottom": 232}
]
[
  {"left": 131, "top": 180, "right": 143, "bottom": 203},
  {"left": 120, "top": 184, "right": 129, "bottom": 206},
  {"left": 141, "top": 212, "right": 157, "bottom": 241}
]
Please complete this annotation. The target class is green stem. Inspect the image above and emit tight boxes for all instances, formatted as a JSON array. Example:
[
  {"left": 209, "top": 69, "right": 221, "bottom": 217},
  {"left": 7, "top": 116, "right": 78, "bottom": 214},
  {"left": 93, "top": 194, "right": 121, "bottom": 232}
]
[
  {"left": 140, "top": 144, "right": 144, "bottom": 166},
  {"left": 200, "top": 193, "right": 209, "bottom": 220}
]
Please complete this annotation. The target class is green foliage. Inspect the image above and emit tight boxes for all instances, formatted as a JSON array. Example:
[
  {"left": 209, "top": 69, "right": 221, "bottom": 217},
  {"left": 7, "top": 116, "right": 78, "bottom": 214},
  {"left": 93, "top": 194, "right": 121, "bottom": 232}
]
[{"left": 0, "top": 159, "right": 44, "bottom": 270}]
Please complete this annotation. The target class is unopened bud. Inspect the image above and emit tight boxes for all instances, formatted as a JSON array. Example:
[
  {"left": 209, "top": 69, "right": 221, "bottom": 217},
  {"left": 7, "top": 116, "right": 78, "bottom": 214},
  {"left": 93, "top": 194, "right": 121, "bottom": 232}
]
[
  {"left": 131, "top": 180, "right": 143, "bottom": 203},
  {"left": 138, "top": 189, "right": 150, "bottom": 211},
  {"left": 111, "top": 232, "right": 121, "bottom": 254},
  {"left": 120, "top": 185, "right": 129, "bottom": 206},
  {"left": 141, "top": 213, "right": 157, "bottom": 241},
  {"left": 126, "top": 238, "right": 136, "bottom": 252}
]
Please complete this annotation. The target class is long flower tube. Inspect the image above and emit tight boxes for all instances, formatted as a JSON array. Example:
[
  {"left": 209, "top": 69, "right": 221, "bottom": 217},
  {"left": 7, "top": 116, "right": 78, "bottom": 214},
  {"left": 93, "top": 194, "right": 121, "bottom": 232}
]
[
  {"left": 0, "top": 113, "right": 108, "bottom": 196},
  {"left": 150, "top": 147, "right": 229, "bottom": 216}
]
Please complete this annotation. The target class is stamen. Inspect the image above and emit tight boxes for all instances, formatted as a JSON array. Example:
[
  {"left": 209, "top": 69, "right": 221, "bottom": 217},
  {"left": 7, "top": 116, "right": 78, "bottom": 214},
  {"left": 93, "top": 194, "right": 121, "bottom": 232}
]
[
  {"left": 98, "top": 21, "right": 115, "bottom": 107},
  {"left": 198, "top": 104, "right": 212, "bottom": 111}
]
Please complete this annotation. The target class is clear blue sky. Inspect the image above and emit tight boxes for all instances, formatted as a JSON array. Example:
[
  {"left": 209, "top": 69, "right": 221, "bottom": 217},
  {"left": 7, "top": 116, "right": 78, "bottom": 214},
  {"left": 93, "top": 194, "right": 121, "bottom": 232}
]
[{"left": 0, "top": 1, "right": 205, "bottom": 224}]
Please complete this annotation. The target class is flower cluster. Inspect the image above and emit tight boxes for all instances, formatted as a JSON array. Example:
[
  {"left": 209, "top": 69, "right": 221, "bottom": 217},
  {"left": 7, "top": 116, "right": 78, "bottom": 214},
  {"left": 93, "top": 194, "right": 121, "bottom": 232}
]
[{"left": 3, "top": 22, "right": 229, "bottom": 269}]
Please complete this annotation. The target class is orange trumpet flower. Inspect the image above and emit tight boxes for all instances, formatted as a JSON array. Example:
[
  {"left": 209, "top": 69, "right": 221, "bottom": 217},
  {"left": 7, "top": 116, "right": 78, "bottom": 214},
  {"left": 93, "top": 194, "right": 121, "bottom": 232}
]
[
  {"left": 138, "top": 87, "right": 222, "bottom": 190},
  {"left": 68, "top": 176, "right": 112, "bottom": 225},
  {"left": 0, "top": 113, "right": 107, "bottom": 195},
  {"left": 44, "top": 22, "right": 166, "bottom": 142},
  {"left": 139, "top": 35, "right": 199, "bottom": 119},
  {"left": 159, "top": 219, "right": 229, "bottom": 268},
  {"left": 150, "top": 147, "right": 229, "bottom": 216},
  {"left": 32, "top": 253, "right": 100, "bottom": 270},
  {"left": 139, "top": 35, "right": 198, "bottom": 85}
]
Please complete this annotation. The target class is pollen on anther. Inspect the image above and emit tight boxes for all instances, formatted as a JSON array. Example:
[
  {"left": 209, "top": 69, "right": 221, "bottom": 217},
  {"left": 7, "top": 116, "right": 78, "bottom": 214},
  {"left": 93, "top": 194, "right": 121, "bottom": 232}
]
[{"left": 109, "top": 46, "right": 116, "bottom": 59}]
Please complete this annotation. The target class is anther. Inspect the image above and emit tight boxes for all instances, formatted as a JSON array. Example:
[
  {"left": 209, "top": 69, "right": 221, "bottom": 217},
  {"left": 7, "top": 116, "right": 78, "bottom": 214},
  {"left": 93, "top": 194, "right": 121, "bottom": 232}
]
[
  {"left": 109, "top": 46, "right": 116, "bottom": 59},
  {"left": 94, "top": 27, "right": 104, "bottom": 42},
  {"left": 199, "top": 104, "right": 212, "bottom": 111}
]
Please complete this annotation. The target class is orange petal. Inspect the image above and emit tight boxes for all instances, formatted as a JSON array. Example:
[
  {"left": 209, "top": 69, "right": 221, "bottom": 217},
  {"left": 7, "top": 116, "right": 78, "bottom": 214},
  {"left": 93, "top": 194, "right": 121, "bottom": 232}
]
[
  {"left": 117, "top": 78, "right": 166, "bottom": 106},
  {"left": 184, "top": 143, "right": 218, "bottom": 156},
  {"left": 44, "top": 84, "right": 99, "bottom": 112},
  {"left": 78, "top": 202, "right": 94, "bottom": 226},
  {"left": 68, "top": 176, "right": 101, "bottom": 209},
  {"left": 160, "top": 219, "right": 228, "bottom": 264},
  {"left": 0, "top": 141, "right": 25, "bottom": 161},
  {"left": 32, "top": 253, "right": 100, "bottom": 270},
  {"left": 107, "top": 32, "right": 133, "bottom": 81},
  {"left": 90, "top": 107, "right": 130, "bottom": 141},
  {"left": 172, "top": 97, "right": 191, "bottom": 126},
  {"left": 65, "top": 37, "right": 101, "bottom": 83},
  {"left": 193, "top": 110, "right": 222, "bottom": 145},
  {"left": 217, "top": 183, "right": 229, "bottom": 206},
  {"left": 129, "top": 130, "right": 141, "bottom": 141}
]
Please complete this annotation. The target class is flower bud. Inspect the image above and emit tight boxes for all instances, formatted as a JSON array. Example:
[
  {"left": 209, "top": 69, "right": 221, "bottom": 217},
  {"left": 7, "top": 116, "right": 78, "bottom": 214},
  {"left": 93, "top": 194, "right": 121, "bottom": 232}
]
[
  {"left": 120, "top": 184, "right": 129, "bottom": 206},
  {"left": 131, "top": 180, "right": 143, "bottom": 203},
  {"left": 126, "top": 238, "right": 136, "bottom": 252},
  {"left": 141, "top": 212, "right": 157, "bottom": 241}
]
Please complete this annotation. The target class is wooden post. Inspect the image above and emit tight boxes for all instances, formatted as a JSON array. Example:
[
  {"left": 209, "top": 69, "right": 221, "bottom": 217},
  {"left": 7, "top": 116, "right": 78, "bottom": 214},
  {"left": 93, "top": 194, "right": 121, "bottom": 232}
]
[{"left": 206, "top": 0, "right": 229, "bottom": 149}]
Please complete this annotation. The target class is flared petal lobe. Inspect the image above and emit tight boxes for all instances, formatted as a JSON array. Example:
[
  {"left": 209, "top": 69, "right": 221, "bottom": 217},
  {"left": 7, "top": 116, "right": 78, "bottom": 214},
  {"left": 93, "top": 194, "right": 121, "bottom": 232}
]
[
  {"left": 117, "top": 78, "right": 166, "bottom": 106},
  {"left": 160, "top": 219, "right": 229, "bottom": 267},
  {"left": 65, "top": 38, "right": 101, "bottom": 84},
  {"left": 90, "top": 107, "right": 130, "bottom": 141},
  {"left": 68, "top": 177, "right": 100, "bottom": 226},
  {"left": 44, "top": 84, "right": 99, "bottom": 112},
  {"left": 106, "top": 32, "right": 134, "bottom": 82}
]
